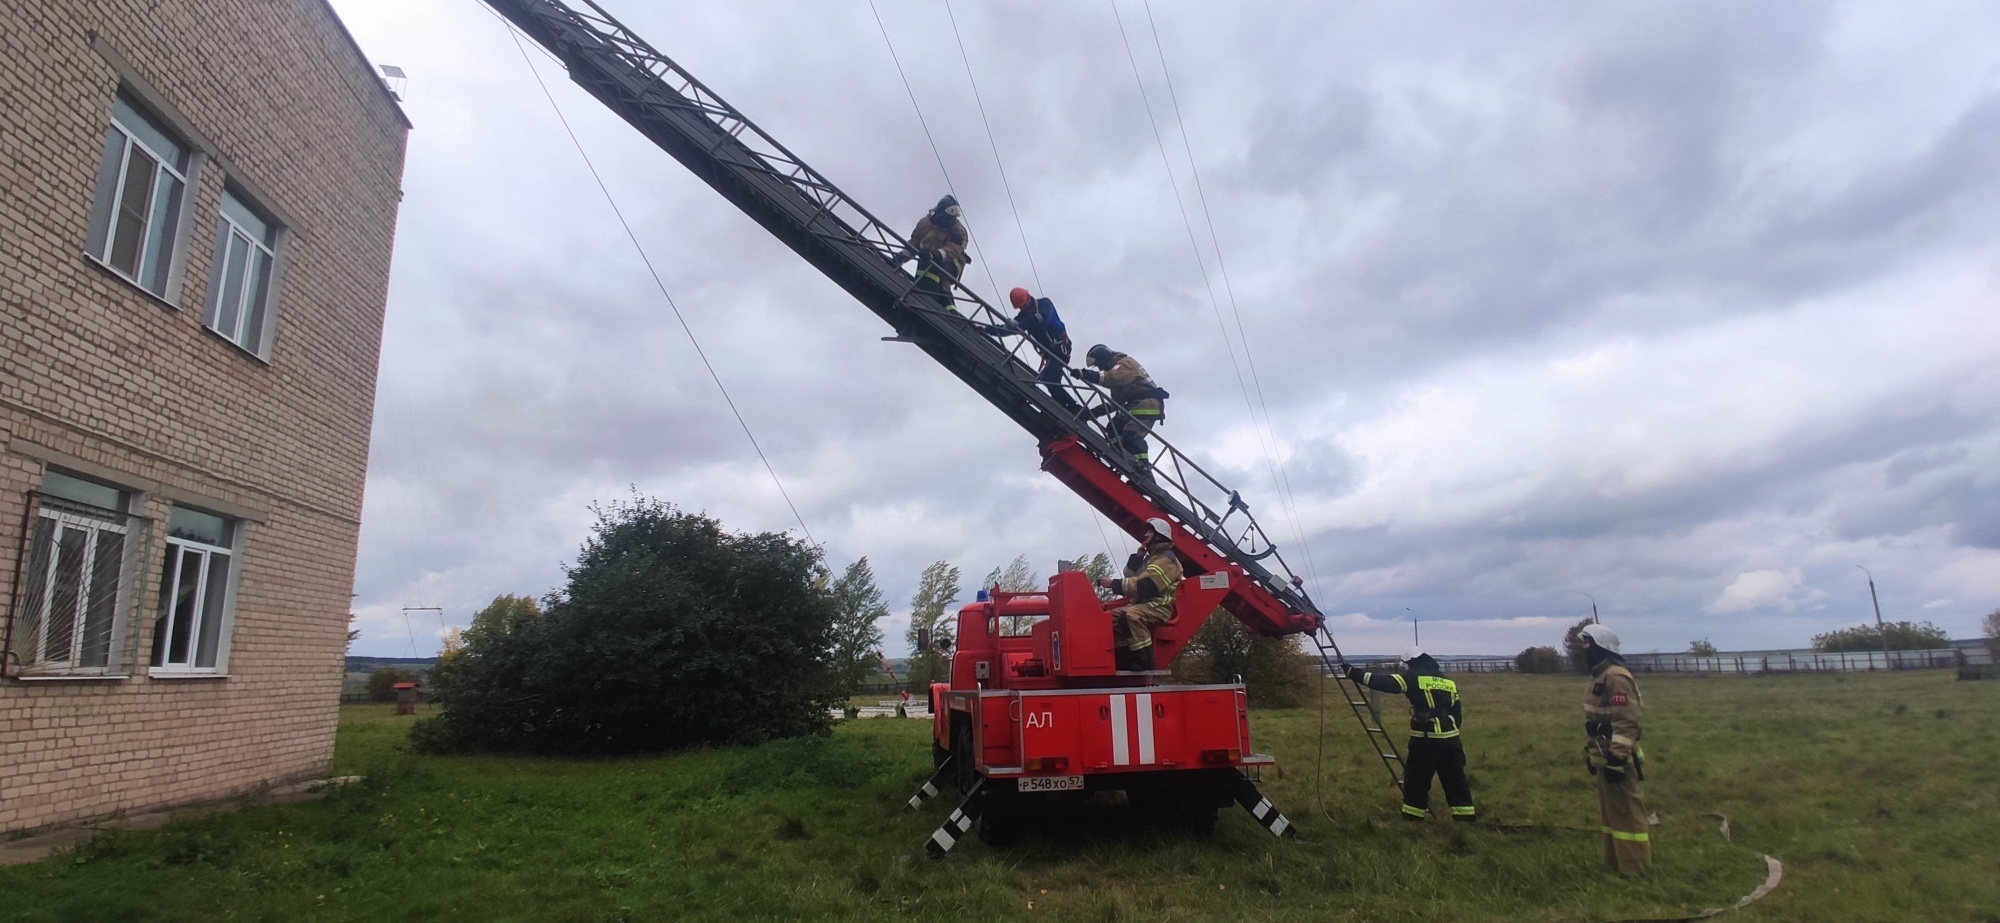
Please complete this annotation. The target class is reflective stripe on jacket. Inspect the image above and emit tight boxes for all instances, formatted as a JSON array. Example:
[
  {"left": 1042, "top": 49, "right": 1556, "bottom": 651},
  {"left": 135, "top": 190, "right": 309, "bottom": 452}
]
[
  {"left": 1357, "top": 669, "right": 1464, "bottom": 739},
  {"left": 1116, "top": 542, "right": 1182, "bottom": 615}
]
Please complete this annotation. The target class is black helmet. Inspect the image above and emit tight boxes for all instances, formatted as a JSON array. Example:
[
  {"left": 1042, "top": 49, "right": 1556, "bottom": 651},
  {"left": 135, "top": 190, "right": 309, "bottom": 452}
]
[
  {"left": 1086, "top": 344, "right": 1115, "bottom": 368},
  {"left": 934, "top": 194, "right": 961, "bottom": 218}
]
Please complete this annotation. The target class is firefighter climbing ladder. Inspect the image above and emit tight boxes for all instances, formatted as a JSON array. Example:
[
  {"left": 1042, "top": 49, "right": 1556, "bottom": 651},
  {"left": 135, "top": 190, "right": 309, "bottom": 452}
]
[{"left": 482, "top": 0, "right": 1395, "bottom": 774}]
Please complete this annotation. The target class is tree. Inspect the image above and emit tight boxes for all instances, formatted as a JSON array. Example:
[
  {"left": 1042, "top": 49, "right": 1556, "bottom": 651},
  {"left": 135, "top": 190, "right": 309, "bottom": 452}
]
[
  {"left": 981, "top": 554, "right": 1039, "bottom": 593},
  {"left": 346, "top": 614, "right": 361, "bottom": 651},
  {"left": 1810, "top": 620, "right": 1953, "bottom": 653},
  {"left": 411, "top": 497, "right": 847, "bottom": 755},
  {"left": 1985, "top": 608, "right": 2000, "bottom": 658},
  {"left": 1077, "top": 551, "right": 1116, "bottom": 602},
  {"left": 1688, "top": 638, "right": 1718, "bottom": 656},
  {"left": 1170, "top": 610, "right": 1314, "bottom": 708},
  {"left": 829, "top": 558, "right": 889, "bottom": 692},
  {"left": 904, "top": 560, "right": 961, "bottom": 689},
  {"left": 366, "top": 667, "right": 419, "bottom": 702},
  {"left": 1562, "top": 617, "right": 1596, "bottom": 673},
  {"left": 1514, "top": 646, "right": 1564, "bottom": 674}
]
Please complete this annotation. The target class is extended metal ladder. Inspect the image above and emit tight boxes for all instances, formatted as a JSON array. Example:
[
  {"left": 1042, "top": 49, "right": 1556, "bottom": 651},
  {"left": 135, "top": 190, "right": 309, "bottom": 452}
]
[{"left": 1308, "top": 629, "right": 1407, "bottom": 789}]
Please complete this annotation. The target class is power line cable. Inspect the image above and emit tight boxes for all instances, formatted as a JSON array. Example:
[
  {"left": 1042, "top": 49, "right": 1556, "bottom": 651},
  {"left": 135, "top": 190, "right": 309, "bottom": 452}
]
[
  {"left": 941, "top": 0, "right": 1047, "bottom": 295},
  {"left": 501, "top": 22, "right": 814, "bottom": 545},
  {"left": 1108, "top": 0, "right": 1309, "bottom": 589},
  {"left": 1138, "top": 0, "right": 1325, "bottom": 598},
  {"left": 864, "top": 0, "right": 1007, "bottom": 306}
]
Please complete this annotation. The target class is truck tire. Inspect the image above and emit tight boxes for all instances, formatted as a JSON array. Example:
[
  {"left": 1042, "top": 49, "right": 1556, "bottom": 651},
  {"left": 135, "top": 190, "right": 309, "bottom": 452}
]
[{"left": 952, "top": 718, "right": 977, "bottom": 793}]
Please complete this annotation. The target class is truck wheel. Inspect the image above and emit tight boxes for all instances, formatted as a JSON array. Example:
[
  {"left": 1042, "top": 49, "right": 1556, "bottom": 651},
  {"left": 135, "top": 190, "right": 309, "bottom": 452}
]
[
  {"left": 1181, "top": 804, "right": 1219, "bottom": 839},
  {"left": 952, "top": 719, "right": 977, "bottom": 793},
  {"left": 933, "top": 740, "right": 950, "bottom": 773},
  {"left": 976, "top": 796, "right": 1022, "bottom": 848}
]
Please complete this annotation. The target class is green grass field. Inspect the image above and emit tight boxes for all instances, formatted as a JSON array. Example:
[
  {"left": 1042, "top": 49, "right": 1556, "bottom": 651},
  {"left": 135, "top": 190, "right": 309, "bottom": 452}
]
[{"left": 3, "top": 671, "right": 1994, "bottom": 922}]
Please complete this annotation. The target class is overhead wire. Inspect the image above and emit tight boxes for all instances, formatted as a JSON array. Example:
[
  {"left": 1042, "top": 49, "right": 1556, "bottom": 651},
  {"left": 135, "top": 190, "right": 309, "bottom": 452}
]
[
  {"left": 1137, "top": 0, "right": 1326, "bottom": 600},
  {"left": 941, "top": 0, "right": 1047, "bottom": 296},
  {"left": 871, "top": 0, "right": 1116, "bottom": 562},
  {"left": 1107, "top": 0, "right": 1313, "bottom": 595},
  {"left": 863, "top": 0, "right": 1008, "bottom": 311},
  {"left": 499, "top": 20, "right": 815, "bottom": 545}
]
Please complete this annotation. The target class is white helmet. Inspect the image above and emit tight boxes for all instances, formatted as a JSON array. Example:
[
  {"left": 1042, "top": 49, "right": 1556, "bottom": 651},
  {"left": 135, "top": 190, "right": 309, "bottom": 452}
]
[
  {"left": 1144, "top": 517, "right": 1171, "bottom": 539},
  {"left": 1579, "top": 623, "right": 1621, "bottom": 654},
  {"left": 1401, "top": 647, "right": 1428, "bottom": 667}
]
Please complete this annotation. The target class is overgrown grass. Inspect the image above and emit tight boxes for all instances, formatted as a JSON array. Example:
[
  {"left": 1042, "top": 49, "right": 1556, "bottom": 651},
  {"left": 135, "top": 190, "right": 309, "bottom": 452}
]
[{"left": 2, "top": 671, "right": 1994, "bottom": 921}]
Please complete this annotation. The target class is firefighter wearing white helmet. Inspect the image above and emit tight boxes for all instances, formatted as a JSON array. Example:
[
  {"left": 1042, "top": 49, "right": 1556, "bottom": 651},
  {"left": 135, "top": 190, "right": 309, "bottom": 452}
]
[
  {"left": 1096, "top": 517, "right": 1182, "bottom": 673},
  {"left": 1580, "top": 623, "right": 1650, "bottom": 873},
  {"left": 1343, "top": 647, "right": 1476, "bottom": 821}
]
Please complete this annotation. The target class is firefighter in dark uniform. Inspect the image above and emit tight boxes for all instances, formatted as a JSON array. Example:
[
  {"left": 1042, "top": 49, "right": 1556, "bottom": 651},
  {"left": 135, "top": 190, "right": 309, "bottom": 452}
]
[
  {"left": 1344, "top": 648, "right": 1476, "bottom": 821},
  {"left": 1095, "top": 517, "right": 1181, "bottom": 673},
  {"left": 1580, "top": 623, "right": 1650, "bottom": 873}
]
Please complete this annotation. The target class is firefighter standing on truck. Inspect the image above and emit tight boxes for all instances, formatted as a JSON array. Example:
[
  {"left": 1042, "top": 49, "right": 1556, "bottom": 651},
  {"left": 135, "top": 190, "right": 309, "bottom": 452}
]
[
  {"left": 1096, "top": 517, "right": 1181, "bottom": 674},
  {"left": 1344, "top": 649, "right": 1476, "bottom": 822},
  {"left": 1580, "top": 623, "right": 1651, "bottom": 873},
  {"left": 907, "top": 195, "right": 969, "bottom": 305},
  {"left": 1074, "top": 345, "right": 1168, "bottom": 474}
]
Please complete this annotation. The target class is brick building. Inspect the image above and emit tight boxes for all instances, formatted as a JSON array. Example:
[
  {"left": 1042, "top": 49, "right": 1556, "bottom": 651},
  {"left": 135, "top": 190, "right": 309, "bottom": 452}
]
[{"left": 0, "top": 0, "right": 407, "bottom": 832}]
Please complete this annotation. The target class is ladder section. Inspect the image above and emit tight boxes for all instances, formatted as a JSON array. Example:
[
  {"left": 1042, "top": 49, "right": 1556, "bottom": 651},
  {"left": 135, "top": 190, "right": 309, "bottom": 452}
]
[
  {"left": 483, "top": 0, "right": 1321, "bottom": 624},
  {"left": 1308, "top": 628, "right": 1406, "bottom": 789}
]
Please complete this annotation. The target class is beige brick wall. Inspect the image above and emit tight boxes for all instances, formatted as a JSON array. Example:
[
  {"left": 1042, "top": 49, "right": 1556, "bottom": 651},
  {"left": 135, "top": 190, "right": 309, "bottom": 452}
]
[{"left": 0, "top": 0, "right": 407, "bottom": 832}]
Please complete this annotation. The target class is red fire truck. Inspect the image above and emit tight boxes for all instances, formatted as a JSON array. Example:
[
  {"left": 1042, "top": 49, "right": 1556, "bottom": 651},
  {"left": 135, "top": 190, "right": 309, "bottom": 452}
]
[{"left": 483, "top": 0, "right": 1405, "bottom": 857}]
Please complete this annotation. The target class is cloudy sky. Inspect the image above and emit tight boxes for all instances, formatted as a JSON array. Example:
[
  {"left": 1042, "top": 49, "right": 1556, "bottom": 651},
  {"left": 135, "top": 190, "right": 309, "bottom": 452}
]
[{"left": 330, "top": 0, "right": 2000, "bottom": 659}]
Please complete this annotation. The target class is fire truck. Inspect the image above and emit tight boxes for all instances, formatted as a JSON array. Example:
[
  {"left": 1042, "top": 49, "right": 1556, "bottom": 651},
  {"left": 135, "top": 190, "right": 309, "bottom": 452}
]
[{"left": 483, "top": 0, "right": 1408, "bottom": 856}]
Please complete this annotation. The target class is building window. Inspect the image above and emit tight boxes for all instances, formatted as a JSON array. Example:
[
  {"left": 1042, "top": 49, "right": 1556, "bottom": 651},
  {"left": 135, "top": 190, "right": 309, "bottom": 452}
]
[
  {"left": 85, "top": 94, "right": 193, "bottom": 298},
  {"left": 7, "top": 471, "right": 145, "bottom": 676},
  {"left": 150, "top": 505, "right": 240, "bottom": 673},
  {"left": 203, "top": 188, "right": 282, "bottom": 356}
]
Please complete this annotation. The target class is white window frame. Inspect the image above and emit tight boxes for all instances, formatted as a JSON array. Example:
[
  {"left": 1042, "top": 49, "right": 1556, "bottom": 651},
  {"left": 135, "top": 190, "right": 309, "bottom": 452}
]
[
  {"left": 18, "top": 507, "right": 132, "bottom": 675},
  {"left": 85, "top": 93, "right": 197, "bottom": 300},
  {"left": 202, "top": 187, "right": 286, "bottom": 358},
  {"left": 149, "top": 511, "right": 242, "bottom": 676}
]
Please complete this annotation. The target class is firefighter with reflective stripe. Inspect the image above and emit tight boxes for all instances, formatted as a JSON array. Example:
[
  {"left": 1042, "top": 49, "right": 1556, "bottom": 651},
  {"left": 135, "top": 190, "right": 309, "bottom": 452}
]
[
  {"left": 1096, "top": 517, "right": 1182, "bottom": 673},
  {"left": 1344, "top": 648, "right": 1476, "bottom": 821},
  {"left": 1580, "top": 623, "right": 1651, "bottom": 873},
  {"left": 1074, "top": 345, "right": 1168, "bottom": 474},
  {"left": 1009, "top": 287, "right": 1079, "bottom": 413},
  {"left": 907, "top": 195, "right": 969, "bottom": 305}
]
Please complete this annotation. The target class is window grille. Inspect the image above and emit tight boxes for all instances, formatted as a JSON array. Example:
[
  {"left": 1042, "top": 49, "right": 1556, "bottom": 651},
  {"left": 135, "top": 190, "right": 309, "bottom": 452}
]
[{"left": 4, "top": 492, "right": 153, "bottom": 678}]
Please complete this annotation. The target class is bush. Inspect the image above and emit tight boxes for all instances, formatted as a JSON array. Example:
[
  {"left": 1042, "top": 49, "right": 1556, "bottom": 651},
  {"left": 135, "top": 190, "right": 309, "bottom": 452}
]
[
  {"left": 1170, "top": 611, "right": 1316, "bottom": 708},
  {"left": 1514, "top": 646, "right": 1565, "bottom": 674},
  {"left": 1811, "top": 620, "right": 1953, "bottom": 653},
  {"left": 411, "top": 497, "right": 847, "bottom": 755},
  {"left": 365, "top": 667, "right": 419, "bottom": 702},
  {"left": 1688, "top": 638, "right": 1717, "bottom": 656},
  {"left": 1983, "top": 609, "right": 1999, "bottom": 659}
]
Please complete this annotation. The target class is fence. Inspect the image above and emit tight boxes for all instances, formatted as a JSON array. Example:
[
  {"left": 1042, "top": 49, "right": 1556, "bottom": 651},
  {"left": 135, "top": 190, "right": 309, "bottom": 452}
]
[{"left": 1319, "top": 647, "right": 1994, "bottom": 676}]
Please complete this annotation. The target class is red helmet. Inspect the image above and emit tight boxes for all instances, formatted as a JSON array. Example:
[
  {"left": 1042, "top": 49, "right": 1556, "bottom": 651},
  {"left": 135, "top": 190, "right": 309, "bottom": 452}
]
[{"left": 1009, "top": 287, "right": 1032, "bottom": 310}]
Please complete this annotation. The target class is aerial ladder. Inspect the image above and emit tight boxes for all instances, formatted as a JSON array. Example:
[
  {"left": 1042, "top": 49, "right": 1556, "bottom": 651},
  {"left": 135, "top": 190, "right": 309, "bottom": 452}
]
[{"left": 481, "top": 0, "right": 1407, "bottom": 852}]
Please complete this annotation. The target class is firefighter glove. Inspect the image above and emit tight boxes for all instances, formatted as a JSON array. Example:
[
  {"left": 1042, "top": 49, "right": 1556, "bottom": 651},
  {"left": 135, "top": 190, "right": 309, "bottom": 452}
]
[
  {"left": 1095, "top": 577, "right": 1117, "bottom": 591},
  {"left": 1584, "top": 758, "right": 1597, "bottom": 777},
  {"left": 1073, "top": 368, "right": 1101, "bottom": 384},
  {"left": 1343, "top": 664, "right": 1363, "bottom": 683}
]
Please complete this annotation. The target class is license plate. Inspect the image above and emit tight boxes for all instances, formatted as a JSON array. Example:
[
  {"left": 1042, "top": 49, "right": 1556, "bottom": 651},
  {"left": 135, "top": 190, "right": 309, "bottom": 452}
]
[{"left": 1017, "top": 774, "right": 1083, "bottom": 792}]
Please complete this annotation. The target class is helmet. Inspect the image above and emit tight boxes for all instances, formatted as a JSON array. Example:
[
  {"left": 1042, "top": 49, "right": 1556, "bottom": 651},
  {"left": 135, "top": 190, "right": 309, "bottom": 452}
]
[
  {"left": 934, "top": 194, "right": 961, "bottom": 218},
  {"left": 1144, "top": 517, "right": 1171, "bottom": 539},
  {"left": 1009, "top": 287, "right": 1032, "bottom": 310},
  {"left": 1401, "top": 647, "right": 1428, "bottom": 667},
  {"left": 1579, "top": 623, "right": 1621, "bottom": 654},
  {"left": 1086, "top": 344, "right": 1115, "bottom": 368}
]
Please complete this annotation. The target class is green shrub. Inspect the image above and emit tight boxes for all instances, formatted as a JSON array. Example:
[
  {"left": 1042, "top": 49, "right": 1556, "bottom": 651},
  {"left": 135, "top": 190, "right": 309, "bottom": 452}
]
[
  {"left": 364, "top": 667, "right": 419, "bottom": 702},
  {"left": 1170, "top": 610, "right": 1316, "bottom": 707},
  {"left": 1812, "top": 620, "right": 1953, "bottom": 652},
  {"left": 1513, "top": 646, "right": 1565, "bottom": 674},
  {"left": 411, "top": 496, "right": 847, "bottom": 755}
]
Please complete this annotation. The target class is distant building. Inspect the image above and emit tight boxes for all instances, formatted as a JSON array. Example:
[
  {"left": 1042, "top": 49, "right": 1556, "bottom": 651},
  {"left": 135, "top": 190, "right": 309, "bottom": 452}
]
[{"left": 0, "top": 0, "right": 407, "bottom": 832}]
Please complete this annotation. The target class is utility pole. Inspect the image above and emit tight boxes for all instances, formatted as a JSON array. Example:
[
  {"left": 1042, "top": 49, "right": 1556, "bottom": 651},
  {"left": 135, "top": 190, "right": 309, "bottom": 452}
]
[
  {"left": 1857, "top": 566, "right": 1889, "bottom": 670},
  {"left": 1582, "top": 593, "right": 1599, "bottom": 624},
  {"left": 1406, "top": 607, "right": 1419, "bottom": 648}
]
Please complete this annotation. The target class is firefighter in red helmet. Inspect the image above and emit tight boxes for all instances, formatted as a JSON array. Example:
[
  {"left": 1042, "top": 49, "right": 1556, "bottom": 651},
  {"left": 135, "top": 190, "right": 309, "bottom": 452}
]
[{"left": 1008, "top": 287, "right": 1080, "bottom": 413}]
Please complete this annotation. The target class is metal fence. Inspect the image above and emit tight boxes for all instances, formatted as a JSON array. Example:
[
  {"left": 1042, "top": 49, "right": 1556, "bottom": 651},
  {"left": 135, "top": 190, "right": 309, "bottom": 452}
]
[{"left": 1320, "top": 647, "right": 1994, "bottom": 677}]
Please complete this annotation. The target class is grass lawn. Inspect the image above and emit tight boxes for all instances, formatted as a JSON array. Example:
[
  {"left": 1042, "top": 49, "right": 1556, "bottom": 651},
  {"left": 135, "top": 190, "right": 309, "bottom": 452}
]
[{"left": 2, "top": 671, "right": 1994, "bottom": 922}]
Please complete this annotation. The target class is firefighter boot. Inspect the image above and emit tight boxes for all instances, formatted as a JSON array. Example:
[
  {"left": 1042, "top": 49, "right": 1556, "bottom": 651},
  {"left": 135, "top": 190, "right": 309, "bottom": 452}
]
[{"left": 1116, "top": 646, "right": 1156, "bottom": 673}]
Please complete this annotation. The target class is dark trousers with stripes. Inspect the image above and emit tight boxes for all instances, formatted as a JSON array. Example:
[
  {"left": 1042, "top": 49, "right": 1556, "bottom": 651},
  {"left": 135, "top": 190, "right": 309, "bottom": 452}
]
[{"left": 1402, "top": 737, "right": 1474, "bottom": 819}]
